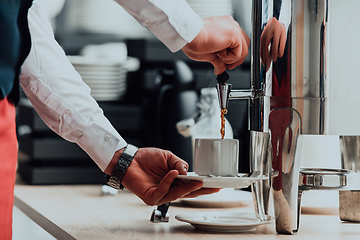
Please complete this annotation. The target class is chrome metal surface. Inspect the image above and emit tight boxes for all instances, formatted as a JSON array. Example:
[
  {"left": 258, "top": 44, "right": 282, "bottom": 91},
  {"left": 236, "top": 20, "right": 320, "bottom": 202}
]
[
  {"left": 150, "top": 202, "right": 171, "bottom": 223},
  {"left": 340, "top": 136, "right": 360, "bottom": 171},
  {"left": 268, "top": 107, "right": 302, "bottom": 234},
  {"left": 250, "top": 0, "right": 330, "bottom": 134},
  {"left": 150, "top": 209, "right": 169, "bottom": 223},
  {"left": 250, "top": 131, "right": 271, "bottom": 220},
  {"left": 216, "top": 83, "right": 232, "bottom": 109},
  {"left": 299, "top": 168, "right": 350, "bottom": 190},
  {"left": 248, "top": 0, "right": 360, "bottom": 135},
  {"left": 245, "top": 170, "right": 261, "bottom": 178},
  {"left": 229, "top": 89, "right": 254, "bottom": 99},
  {"left": 220, "top": 0, "right": 360, "bottom": 234}
]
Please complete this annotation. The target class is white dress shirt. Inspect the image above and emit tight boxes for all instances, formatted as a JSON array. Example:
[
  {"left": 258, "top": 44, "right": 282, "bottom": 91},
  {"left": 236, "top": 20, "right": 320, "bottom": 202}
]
[{"left": 20, "top": 0, "right": 203, "bottom": 171}]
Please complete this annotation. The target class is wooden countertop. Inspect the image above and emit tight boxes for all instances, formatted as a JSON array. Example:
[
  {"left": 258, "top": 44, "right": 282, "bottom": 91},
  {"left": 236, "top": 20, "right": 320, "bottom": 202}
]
[{"left": 14, "top": 185, "right": 360, "bottom": 240}]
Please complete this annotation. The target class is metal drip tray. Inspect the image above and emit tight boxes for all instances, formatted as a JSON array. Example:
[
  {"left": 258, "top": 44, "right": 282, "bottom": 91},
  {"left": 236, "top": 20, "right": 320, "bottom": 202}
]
[{"left": 299, "top": 168, "right": 351, "bottom": 190}]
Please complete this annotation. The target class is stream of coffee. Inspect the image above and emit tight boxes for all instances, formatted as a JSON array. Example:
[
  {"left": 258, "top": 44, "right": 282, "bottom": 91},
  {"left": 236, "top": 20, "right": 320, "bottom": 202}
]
[{"left": 220, "top": 108, "right": 228, "bottom": 139}]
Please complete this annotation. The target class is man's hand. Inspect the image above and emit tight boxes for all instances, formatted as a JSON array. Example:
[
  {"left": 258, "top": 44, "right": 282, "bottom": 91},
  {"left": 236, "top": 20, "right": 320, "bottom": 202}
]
[
  {"left": 182, "top": 15, "right": 250, "bottom": 75},
  {"left": 120, "top": 147, "right": 220, "bottom": 206},
  {"left": 260, "top": 17, "right": 287, "bottom": 72}
]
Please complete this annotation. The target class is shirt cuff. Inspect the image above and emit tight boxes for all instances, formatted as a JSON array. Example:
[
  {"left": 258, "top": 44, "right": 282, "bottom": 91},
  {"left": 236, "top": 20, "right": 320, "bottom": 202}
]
[{"left": 77, "top": 123, "right": 128, "bottom": 171}]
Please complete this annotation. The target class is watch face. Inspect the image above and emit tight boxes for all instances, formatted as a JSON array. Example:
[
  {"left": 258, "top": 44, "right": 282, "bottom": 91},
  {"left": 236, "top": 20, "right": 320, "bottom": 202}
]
[{"left": 123, "top": 144, "right": 139, "bottom": 160}]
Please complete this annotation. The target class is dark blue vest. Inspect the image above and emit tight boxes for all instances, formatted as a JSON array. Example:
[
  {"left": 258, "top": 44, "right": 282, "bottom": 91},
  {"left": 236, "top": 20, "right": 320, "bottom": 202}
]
[{"left": 0, "top": 0, "right": 32, "bottom": 105}]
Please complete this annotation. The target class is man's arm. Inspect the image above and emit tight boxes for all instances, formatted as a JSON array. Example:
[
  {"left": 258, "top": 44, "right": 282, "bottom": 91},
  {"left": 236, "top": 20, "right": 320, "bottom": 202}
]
[
  {"left": 20, "top": 1, "right": 127, "bottom": 171},
  {"left": 115, "top": 0, "right": 250, "bottom": 74}
]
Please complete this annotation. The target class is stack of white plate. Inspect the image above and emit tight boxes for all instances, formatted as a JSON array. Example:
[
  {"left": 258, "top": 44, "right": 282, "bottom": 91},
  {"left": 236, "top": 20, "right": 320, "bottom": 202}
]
[
  {"left": 186, "top": 0, "right": 233, "bottom": 19},
  {"left": 67, "top": 56, "right": 127, "bottom": 101}
]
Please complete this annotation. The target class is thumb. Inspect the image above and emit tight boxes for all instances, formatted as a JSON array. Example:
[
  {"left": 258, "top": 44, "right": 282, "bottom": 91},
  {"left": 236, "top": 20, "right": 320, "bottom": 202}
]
[
  {"left": 150, "top": 170, "right": 179, "bottom": 203},
  {"left": 176, "top": 162, "right": 188, "bottom": 175}
]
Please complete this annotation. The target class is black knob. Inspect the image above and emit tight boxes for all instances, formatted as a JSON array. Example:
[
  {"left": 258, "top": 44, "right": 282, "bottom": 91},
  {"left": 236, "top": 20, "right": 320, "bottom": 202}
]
[{"left": 216, "top": 71, "right": 229, "bottom": 84}]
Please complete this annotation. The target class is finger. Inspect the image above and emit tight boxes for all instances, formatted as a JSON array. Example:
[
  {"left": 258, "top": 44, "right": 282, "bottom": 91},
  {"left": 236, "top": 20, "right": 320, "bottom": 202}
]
[
  {"left": 183, "top": 51, "right": 217, "bottom": 63},
  {"left": 271, "top": 30, "right": 280, "bottom": 62},
  {"left": 260, "top": 35, "right": 272, "bottom": 69},
  {"left": 227, "top": 56, "right": 246, "bottom": 70},
  {"left": 156, "top": 181, "right": 204, "bottom": 205},
  {"left": 217, "top": 29, "right": 250, "bottom": 65},
  {"left": 184, "top": 51, "right": 226, "bottom": 75},
  {"left": 181, "top": 188, "right": 221, "bottom": 199},
  {"left": 166, "top": 152, "right": 188, "bottom": 175},
  {"left": 260, "top": 42, "right": 264, "bottom": 66},
  {"left": 260, "top": 28, "right": 268, "bottom": 59},
  {"left": 266, "top": 62, "right": 270, "bottom": 72},
  {"left": 216, "top": 45, "right": 242, "bottom": 64},
  {"left": 149, "top": 170, "right": 179, "bottom": 204},
  {"left": 278, "top": 27, "right": 287, "bottom": 58},
  {"left": 242, "top": 29, "right": 251, "bottom": 47},
  {"left": 227, "top": 34, "right": 249, "bottom": 69},
  {"left": 264, "top": 45, "right": 272, "bottom": 71},
  {"left": 210, "top": 56, "right": 227, "bottom": 75}
]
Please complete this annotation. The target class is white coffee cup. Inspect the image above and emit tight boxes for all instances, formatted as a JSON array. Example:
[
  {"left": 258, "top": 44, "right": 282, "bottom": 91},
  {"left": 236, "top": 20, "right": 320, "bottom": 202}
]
[{"left": 194, "top": 138, "right": 239, "bottom": 176}]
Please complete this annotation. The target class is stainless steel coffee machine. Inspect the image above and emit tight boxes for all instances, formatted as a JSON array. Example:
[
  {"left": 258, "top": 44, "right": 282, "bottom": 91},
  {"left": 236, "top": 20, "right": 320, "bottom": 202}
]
[{"left": 217, "top": 0, "right": 360, "bottom": 234}]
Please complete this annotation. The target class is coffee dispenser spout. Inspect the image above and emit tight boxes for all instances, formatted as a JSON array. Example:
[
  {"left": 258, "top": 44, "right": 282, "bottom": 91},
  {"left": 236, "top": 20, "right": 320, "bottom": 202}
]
[
  {"left": 216, "top": 83, "right": 232, "bottom": 109},
  {"left": 216, "top": 83, "right": 257, "bottom": 110}
]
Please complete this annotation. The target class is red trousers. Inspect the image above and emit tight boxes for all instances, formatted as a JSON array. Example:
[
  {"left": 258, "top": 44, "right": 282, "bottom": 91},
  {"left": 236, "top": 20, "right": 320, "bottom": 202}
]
[{"left": 0, "top": 98, "right": 17, "bottom": 240}]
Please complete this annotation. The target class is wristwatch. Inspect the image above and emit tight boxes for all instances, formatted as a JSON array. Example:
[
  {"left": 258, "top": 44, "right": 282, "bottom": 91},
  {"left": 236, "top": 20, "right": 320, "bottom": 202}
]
[{"left": 105, "top": 144, "right": 139, "bottom": 190}]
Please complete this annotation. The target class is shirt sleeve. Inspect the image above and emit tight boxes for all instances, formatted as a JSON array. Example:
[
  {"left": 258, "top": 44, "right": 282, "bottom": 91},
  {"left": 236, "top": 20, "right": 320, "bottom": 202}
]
[
  {"left": 114, "top": 0, "right": 203, "bottom": 52},
  {"left": 20, "top": 2, "right": 127, "bottom": 172}
]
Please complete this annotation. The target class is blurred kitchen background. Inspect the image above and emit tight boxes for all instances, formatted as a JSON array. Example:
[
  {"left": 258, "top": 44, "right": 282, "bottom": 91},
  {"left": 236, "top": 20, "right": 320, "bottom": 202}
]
[{"left": 16, "top": 0, "right": 253, "bottom": 184}]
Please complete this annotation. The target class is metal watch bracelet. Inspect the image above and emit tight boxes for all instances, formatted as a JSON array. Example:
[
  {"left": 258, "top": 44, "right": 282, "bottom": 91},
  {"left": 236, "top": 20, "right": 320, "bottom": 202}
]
[{"left": 106, "top": 144, "right": 139, "bottom": 190}]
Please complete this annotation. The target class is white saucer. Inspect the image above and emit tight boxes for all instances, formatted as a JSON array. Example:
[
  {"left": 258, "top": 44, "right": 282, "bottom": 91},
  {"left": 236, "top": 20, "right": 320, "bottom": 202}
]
[
  {"left": 176, "top": 172, "right": 268, "bottom": 188},
  {"left": 175, "top": 211, "right": 273, "bottom": 232},
  {"left": 180, "top": 189, "right": 253, "bottom": 208}
]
